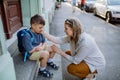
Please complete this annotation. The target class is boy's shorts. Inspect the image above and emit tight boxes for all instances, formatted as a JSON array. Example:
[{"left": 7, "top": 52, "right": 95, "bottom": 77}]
[{"left": 29, "top": 44, "right": 50, "bottom": 61}]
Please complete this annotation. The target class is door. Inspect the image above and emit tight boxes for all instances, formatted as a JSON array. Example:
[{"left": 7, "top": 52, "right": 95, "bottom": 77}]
[
  {"left": 7, "top": 0, "right": 22, "bottom": 37},
  {"left": 100, "top": 0, "right": 107, "bottom": 18},
  {"left": 1, "top": 0, "right": 22, "bottom": 39}
]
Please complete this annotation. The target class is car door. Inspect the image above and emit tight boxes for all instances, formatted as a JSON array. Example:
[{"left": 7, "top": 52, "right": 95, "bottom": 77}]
[
  {"left": 95, "top": 0, "right": 104, "bottom": 16},
  {"left": 94, "top": 0, "right": 101, "bottom": 15},
  {"left": 100, "top": 0, "right": 107, "bottom": 18}
]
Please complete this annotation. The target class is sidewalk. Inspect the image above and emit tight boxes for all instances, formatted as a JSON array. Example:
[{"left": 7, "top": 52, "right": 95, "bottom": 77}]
[
  {"left": 37, "top": 1, "right": 119, "bottom": 80},
  {"left": 51, "top": 3, "right": 86, "bottom": 79},
  {"left": 36, "top": 2, "right": 82, "bottom": 80},
  {"left": 49, "top": 2, "right": 120, "bottom": 80},
  {"left": 49, "top": 2, "right": 82, "bottom": 80},
  {"left": 36, "top": 54, "right": 62, "bottom": 80}
]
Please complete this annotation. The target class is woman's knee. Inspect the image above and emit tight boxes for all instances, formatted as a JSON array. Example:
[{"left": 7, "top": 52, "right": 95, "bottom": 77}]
[
  {"left": 67, "top": 63, "right": 87, "bottom": 78},
  {"left": 67, "top": 63, "right": 76, "bottom": 74},
  {"left": 65, "top": 50, "right": 71, "bottom": 56}
]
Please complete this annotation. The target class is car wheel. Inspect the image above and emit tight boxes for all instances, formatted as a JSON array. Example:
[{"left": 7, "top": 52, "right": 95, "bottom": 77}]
[
  {"left": 93, "top": 8, "right": 97, "bottom": 16},
  {"left": 85, "top": 6, "right": 88, "bottom": 12},
  {"left": 85, "top": 7, "right": 87, "bottom": 12},
  {"left": 106, "top": 12, "right": 111, "bottom": 23}
]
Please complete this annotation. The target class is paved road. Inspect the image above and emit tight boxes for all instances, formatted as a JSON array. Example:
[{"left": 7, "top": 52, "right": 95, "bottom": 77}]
[{"left": 50, "top": 2, "right": 120, "bottom": 80}]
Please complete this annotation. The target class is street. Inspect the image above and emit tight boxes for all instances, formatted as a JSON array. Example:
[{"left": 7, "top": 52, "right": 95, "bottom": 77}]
[{"left": 50, "top": 2, "right": 120, "bottom": 80}]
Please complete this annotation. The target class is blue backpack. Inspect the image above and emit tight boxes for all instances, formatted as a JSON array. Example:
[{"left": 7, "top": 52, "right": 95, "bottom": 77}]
[{"left": 17, "top": 29, "right": 34, "bottom": 62}]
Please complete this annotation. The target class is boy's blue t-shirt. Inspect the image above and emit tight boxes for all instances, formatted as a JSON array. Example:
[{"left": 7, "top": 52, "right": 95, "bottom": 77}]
[{"left": 22, "top": 30, "right": 45, "bottom": 52}]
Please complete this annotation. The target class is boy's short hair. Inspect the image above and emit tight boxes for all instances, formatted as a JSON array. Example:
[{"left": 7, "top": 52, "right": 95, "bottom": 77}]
[{"left": 30, "top": 14, "right": 45, "bottom": 25}]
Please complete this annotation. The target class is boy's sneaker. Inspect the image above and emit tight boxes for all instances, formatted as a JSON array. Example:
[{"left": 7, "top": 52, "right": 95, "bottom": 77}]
[
  {"left": 47, "top": 62, "right": 59, "bottom": 70},
  {"left": 38, "top": 69, "right": 53, "bottom": 78}
]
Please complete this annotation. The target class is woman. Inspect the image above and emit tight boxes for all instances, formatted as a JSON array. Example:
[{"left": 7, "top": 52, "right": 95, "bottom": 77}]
[
  {"left": 81, "top": 0, "right": 85, "bottom": 11},
  {"left": 41, "top": 17, "right": 106, "bottom": 80},
  {"left": 71, "top": 0, "right": 77, "bottom": 12}
]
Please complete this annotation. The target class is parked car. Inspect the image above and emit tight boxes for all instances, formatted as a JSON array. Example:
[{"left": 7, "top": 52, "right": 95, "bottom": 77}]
[
  {"left": 94, "top": 0, "right": 120, "bottom": 22},
  {"left": 61, "top": 0, "right": 68, "bottom": 2},
  {"left": 77, "top": 0, "right": 81, "bottom": 8},
  {"left": 85, "top": 0, "right": 96, "bottom": 12},
  {"left": 77, "top": 0, "right": 96, "bottom": 12}
]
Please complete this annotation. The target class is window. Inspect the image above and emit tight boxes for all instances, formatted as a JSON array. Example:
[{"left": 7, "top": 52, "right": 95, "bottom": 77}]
[{"left": 107, "top": 0, "right": 120, "bottom": 5}]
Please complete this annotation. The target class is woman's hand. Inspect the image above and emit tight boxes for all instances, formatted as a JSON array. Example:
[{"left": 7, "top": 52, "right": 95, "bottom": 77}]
[
  {"left": 51, "top": 45, "right": 67, "bottom": 58},
  {"left": 51, "top": 45, "right": 63, "bottom": 55},
  {"left": 40, "top": 30, "right": 45, "bottom": 34}
]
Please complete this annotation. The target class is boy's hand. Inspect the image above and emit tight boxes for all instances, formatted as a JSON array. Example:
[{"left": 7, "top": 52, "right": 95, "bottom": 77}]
[
  {"left": 35, "top": 43, "right": 44, "bottom": 51},
  {"left": 29, "top": 43, "right": 45, "bottom": 53}
]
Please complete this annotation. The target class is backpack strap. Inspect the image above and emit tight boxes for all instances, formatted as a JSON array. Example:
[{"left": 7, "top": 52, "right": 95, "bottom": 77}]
[
  {"left": 23, "top": 51, "right": 32, "bottom": 62},
  {"left": 26, "top": 29, "right": 34, "bottom": 42},
  {"left": 23, "top": 29, "right": 34, "bottom": 62},
  {"left": 24, "top": 51, "right": 28, "bottom": 62}
]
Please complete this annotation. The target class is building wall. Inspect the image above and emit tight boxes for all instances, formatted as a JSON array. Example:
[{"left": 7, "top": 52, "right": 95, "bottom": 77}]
[
  {"left": 21, "top": 0, "right": 56, "bottom": 33},
  {"left": 0, "top": 15, "right": 16, "bottom": 80},
  {"left": 0, "top": 0, "right": 56, "bottom": 80}
]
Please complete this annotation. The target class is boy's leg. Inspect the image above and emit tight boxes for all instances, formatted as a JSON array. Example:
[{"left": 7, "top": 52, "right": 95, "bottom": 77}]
[
  {"left": 39, "top": 51, "right": 49, "bottom": 68},
  {"left": 46, "top": 45, "right": 59, "bottom": 70},
  {"left": 38, "top": 51, "right": 53, "bottom": 78},
  {"left": 48, "top": 46, "right": 55, "bottom": 58},
  {"left": 29, "top": 51, "right": 53, "bottom": 78},
  {"left": 43, "top": 44, "right": 55, "bottom": 58},
  {"left": 67, "top": 61, "right": 90, "bottom": 79}
]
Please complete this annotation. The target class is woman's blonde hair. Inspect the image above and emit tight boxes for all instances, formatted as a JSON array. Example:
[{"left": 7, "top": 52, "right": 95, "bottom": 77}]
[{"left": 65, "top": 17, "right": 83, "bottom": 43}]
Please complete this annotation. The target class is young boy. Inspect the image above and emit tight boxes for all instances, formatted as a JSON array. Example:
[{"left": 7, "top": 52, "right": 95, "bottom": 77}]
[{"left": 22, "top": 14, "right": 59, "bottom": 78}]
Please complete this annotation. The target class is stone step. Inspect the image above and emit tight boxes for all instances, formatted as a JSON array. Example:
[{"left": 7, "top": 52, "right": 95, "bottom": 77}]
[
  {"left": 7, "top": 31, "right": 63, "bottom": 80},
  {"left": 7, "top": 33, "right": 38, "bottom": 80},
  {"left": 35, "top": 42, "right": 63, "bottom": 80},
  {"left": 13, "top": 53, "right": 38, "bottom": 80}
]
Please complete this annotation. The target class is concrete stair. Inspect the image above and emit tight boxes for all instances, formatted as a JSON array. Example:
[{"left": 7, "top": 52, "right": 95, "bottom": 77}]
[
  {"left": 6, "top": 30, "right": 62, "bottom": 80},
  {"left": 7, "top": 38, "right": 38, "bottom": 80},
  {"left": 36, "top": 54, "right": 62, "bottom": 80},
  {"left": 35, "top": 41, "right": 62, "bottom": 80}
]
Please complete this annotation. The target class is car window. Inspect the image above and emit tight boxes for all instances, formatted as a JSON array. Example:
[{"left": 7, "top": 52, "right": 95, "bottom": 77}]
[{"left": 107, "top": 0, "right": 120, "bottom": 5}]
